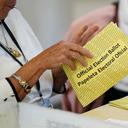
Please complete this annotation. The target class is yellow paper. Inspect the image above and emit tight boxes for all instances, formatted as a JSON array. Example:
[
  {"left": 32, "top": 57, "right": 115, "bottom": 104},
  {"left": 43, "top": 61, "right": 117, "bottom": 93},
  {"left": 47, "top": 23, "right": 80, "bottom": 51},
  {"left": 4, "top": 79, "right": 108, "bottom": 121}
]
[
  {"left": 63, "top": 22, "right": 128, "bottom": 107},
  {"left": 109, "top": 96, "right": 128, "bottom": 110}
]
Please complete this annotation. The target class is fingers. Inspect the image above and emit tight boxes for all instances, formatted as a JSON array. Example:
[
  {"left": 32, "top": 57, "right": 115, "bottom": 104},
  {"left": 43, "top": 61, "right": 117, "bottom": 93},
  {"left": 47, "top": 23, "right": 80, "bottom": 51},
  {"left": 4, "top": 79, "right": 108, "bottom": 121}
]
[
  {"left": 76, "top": 99, "right": 84, "bottom": 113},
  {"left": 74, "top": 25, "right": 88, "bottom": 43},
  {"left": 69, "top": 43, "right": 93, "bottom": 58},
  {"left": 62, "top": 43, "right": 93, "bottom": 69},
  {"left": 44, "top": 41, "right": 93, "bottom": 70},
  {"left": 62, "top": 86, "right": 84, "bottom": 113},
  {"left": 64, "top": 25, "right": 88, "bottom": 43},
  {"left": 78, "top": 47, "right": 93, "bottom": 58},
  {"left": 63, "top": 57, "right": 76, "bottom": 70},
  {"left": 78, "top": 25, "right": 88, "bottom": 37},
  {"left": 80, "top": 26, "right": 99, "bottom": 45},
  {"left": 62, "top": 94, "right": 71, "bottom": 111},
  {"left": 66, "top": 51, "right": 87, "bottom": 67}
]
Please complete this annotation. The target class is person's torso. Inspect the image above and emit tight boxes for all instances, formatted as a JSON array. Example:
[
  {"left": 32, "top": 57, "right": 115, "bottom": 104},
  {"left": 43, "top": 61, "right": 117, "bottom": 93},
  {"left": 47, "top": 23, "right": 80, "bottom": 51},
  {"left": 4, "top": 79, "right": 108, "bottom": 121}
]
[{"left": 0, "top": 8, "right": 53, "bottom": 106}]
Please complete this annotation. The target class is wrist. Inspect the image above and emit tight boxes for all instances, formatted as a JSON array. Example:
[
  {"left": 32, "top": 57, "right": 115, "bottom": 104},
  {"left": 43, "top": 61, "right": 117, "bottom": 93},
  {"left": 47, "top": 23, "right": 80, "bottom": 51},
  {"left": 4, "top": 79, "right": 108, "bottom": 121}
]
[
  {"left": 8, "top": 76, "right": 25, "bottom": 101},
  {"left": 31, "top": 54, "right": 48, "bottom": 72},
  {"left": 35, "top": 52, "right": 50, "bottom": 70}
]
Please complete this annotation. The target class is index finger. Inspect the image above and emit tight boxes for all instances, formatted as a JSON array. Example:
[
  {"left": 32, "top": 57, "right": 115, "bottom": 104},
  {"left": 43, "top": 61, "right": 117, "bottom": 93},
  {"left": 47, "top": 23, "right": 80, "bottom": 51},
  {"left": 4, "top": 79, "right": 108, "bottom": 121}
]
[
  {"left": 80, "top": 25, "right": 99, "bottom": 46},
  {"left": 70, "top": 43, "right": 93, "bottom": 58},
  {"left": 69, "top": 25, "right": 88, "bottom": 43}
]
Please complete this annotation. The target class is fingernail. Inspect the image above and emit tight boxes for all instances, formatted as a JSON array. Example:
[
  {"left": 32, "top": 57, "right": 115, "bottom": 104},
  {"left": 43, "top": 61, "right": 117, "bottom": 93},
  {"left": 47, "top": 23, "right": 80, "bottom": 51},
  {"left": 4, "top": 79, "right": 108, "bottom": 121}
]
[
  {"left": 94, "top": 26, "right": 99, "bottom": 31},
  {"left": 71, "top": 65, "right": 76, "bottom": 70},
  {"left": 90, "top": 53, "right": 94, "bottom": 58},
  {"left": 87, "top": 52, "right": 93, "bottom": 58},
  {"left": 84, "top": 25, "right": 88, "bottom": 30},
  {"left": 83, "top": 62, "right": 88, "bottom": 67},
  {"left": 71, "top": 67, "right": 76, "bottom": 71}
]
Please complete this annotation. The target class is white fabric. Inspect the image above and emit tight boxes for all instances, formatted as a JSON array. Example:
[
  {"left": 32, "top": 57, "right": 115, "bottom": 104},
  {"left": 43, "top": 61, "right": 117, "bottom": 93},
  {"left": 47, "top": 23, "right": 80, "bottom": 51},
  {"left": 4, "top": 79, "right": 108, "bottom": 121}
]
[
  {"left": 113, "top": 0, "right": 128, "bottom": 92},
  {"left": 0, "top": 79, "right": 15, "bottom": 103},
  {"left": 0, "top": 8, "right": 53, "bottom": 104}
]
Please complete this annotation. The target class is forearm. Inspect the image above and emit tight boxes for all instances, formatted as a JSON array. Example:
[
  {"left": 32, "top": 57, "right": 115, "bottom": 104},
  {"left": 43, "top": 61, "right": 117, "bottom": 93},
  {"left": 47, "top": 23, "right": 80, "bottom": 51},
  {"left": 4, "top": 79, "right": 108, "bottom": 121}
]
[
  {"left": 7, "top": 27, "right": 96, "bottom": 99},
  {"left": 27, "top": 65, "right": 67, "bottom": 93},
  {"left": 8, "top": 55, "right": 47, "bottom": 101}
]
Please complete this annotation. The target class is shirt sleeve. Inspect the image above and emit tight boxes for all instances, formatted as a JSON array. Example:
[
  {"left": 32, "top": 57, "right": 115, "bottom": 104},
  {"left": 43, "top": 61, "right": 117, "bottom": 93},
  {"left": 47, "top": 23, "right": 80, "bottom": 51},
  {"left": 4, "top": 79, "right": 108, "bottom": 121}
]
[{"left": 0, "top": 79, "right": 17, "bottom": 103}]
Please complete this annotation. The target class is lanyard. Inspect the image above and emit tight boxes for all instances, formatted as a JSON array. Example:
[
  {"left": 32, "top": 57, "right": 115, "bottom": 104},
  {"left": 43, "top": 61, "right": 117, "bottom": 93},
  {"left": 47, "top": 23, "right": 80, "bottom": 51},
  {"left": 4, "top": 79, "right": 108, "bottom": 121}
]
[
  {"left": 0, "top": 20, "right": 42, "bottom": 98},
  {"left": 2, "top": 20, "right": 26, "bottom": 61},
  {"left": 0, "top": 42, "right": 23, "bottom": 66}
]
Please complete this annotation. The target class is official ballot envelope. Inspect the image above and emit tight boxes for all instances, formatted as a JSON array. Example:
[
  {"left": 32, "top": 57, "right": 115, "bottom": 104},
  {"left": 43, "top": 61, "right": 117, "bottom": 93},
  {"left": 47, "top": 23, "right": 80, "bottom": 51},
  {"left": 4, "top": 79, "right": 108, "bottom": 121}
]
[
  {"left": 63, "top": 22, "right": 128, "bottom": 107},
  {"left": 0, "top": 102, "right": 126, "bottom": 128}
]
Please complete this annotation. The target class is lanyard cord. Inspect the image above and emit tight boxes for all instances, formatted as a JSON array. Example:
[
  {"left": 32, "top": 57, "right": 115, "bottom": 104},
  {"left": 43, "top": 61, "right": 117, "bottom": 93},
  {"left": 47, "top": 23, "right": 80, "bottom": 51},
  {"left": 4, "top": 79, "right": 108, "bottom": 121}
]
[
  {"left": 0, "top": 20, "right": 42, "bottom": 97},
  {"left": 0, "top": 42, "right": 23, "bottom": 66},
  {"left": 1, "top": 20, "right": 26, "bottom": 60}
]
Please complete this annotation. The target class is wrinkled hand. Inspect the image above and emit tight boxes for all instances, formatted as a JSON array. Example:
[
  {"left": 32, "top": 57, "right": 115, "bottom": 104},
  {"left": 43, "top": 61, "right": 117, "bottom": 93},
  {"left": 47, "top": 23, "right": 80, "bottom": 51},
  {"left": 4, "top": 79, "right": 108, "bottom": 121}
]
[
  {"left": 62, "top": 22, "right": 99, "bottom": 113},
  {"left": 40, "top": 40, "right": 93, "bottom": 70}
]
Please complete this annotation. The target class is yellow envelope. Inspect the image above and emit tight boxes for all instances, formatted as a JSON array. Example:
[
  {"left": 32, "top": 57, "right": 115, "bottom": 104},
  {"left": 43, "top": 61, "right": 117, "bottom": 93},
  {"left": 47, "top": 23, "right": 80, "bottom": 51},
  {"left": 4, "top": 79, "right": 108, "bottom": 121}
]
[{"left": 63, "top": 22, "right": 128, "bottom": 107}]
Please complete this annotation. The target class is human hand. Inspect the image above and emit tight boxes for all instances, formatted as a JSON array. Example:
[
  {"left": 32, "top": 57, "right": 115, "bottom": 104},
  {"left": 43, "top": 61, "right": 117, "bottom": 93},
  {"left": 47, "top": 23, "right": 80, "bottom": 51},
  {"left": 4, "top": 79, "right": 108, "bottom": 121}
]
[
  {"left": 62, "top": 81, "right": 84, "bottom": 113},
  {"left": 64, "top": 25, "right": 99, "bottom": 46},
  {"left": 40, "top": 41, "right": 93, "bottom": 70},
  {"left": 61, "top": 81, "right": 105, "bottom": 113},
  {"left": 64, "top": 5, "right": 116, "bottom": 45}
]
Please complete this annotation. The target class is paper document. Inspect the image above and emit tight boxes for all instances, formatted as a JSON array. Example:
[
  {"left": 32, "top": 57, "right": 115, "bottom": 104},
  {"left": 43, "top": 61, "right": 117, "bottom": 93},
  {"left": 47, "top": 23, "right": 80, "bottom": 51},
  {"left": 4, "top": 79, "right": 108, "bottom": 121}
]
[
  {"left": 109, "top": 96, "right": 128, "bottom": 110},
  {"left": 63, "top": 22, "right": 128, "bottom": 107}
]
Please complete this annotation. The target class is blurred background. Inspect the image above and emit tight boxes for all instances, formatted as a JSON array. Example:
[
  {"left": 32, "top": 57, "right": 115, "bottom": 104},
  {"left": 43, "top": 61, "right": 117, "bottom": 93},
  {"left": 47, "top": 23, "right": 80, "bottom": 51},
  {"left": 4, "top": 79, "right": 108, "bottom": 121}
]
[{"left": 17, "top": 0, "right": 117, "bottom": 49}]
